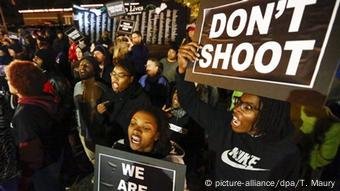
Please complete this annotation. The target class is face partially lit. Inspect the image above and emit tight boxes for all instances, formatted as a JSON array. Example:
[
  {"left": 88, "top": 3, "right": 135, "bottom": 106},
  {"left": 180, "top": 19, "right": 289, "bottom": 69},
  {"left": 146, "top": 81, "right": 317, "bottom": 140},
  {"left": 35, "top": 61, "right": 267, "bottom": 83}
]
[
  {"left": 172, "top": 90, "right": 180, "bottom": 109},
  {"left": 145, "top": 60, "right": 158, "bottom": 77},
  {"left": 231, "top": 93, "right": 260, "bottom": 134},
  {"left": 167, "top": 49, "right": 177, "bottom": 61},
  {"left": 33, "top": 56, "right": 43, "bottom": 68},
  {"left": 78, "top": 59, "right": 95, "bottom": 80},
  {"left": 188, "top": 30, "right": 195, "bottom": 40},
  {"left": 110, "top": 65, "right": 133, "bottom": 93},
  {"left": 57, "top": 33, "right": 63, "bottom": 39},
  {"left": 131, "top": 33, "right": 142, "bottom": 45},
  {"left": 93, "top": 50, "right": 105, "bottom": 63},
  {"left": 128, "top": 111, "right": 160, "bottom": 153},
  {"left": 76, "top": 47, "right": 83, "bottom": 61}
]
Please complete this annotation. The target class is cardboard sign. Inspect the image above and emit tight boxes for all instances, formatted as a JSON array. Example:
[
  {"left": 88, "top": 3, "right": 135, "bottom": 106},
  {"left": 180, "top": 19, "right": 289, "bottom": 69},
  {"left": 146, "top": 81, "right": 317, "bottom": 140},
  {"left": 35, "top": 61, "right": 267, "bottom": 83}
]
[
  {"left": 117, "top": 19, "right": 136, "bottom": 34},
  {"left": 64, "top": 26, "right": 84, "bottom": 42},
  {"left": 106, "top": 1, "right": 126, "bottom": 17},
  {"left": 186, "top": 0, "right": 340, "bottom": 106},
  {"left": 94, "top": 145, "right": 186, "bottom": 191}
]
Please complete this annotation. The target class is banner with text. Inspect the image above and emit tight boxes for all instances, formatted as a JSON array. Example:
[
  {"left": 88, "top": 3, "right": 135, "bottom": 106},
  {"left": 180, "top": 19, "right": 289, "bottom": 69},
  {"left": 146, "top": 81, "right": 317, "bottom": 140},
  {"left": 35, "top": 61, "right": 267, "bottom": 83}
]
[
  {"left": 94, "top": 145, "right": 186, "bottom": 191},
  {"left": 73, "top": 5, "right": 117, "bottom": 43},
  {"left": 73, "top": 1, "right": 189, "bottom": 45},
  {"left": 186, "top": 0, "right": 340, "bottom": 106},
  {"left": 120, "top": 1, "right": 190, "bottom": 45}
]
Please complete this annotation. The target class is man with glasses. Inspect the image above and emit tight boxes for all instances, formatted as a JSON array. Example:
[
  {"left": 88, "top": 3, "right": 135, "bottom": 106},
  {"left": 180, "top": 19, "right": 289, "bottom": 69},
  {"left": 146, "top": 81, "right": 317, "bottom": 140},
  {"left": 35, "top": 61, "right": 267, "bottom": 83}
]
[{"left": 97, "top": 59, "right": 151, "bottom": 144}]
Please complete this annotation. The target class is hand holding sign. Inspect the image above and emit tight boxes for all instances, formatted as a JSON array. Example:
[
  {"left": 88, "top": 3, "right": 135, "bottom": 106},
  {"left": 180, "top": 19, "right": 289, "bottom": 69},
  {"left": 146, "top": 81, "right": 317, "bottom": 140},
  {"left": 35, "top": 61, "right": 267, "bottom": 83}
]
[{"left": 178, "top": 42, "right": 201, "bottom": 74}]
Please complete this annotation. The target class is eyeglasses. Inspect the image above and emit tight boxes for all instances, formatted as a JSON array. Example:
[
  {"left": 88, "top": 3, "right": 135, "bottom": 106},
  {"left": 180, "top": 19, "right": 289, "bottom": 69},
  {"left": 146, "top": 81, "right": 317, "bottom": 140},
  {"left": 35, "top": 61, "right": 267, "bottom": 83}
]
[
  {"left": 110, "top": 72, "right": 130, "bottom": 78},
  {"left": 233, "top": 97, "right": 261, "bottom": 113}
]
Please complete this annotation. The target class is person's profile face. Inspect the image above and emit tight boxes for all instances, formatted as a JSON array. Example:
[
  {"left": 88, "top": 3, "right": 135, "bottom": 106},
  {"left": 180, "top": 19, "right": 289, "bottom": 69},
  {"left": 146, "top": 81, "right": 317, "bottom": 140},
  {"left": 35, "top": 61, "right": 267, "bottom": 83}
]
[
  {"left": 145, "top": 60, "right": 158, "bottom": 77},
  {"left": 172, "top": 90, "right": 180, "bottom": 109},
  {"left": 231, "top": 94, "right": 260, "bottom": 134},
  {"left": 33, "top": 56, "right": 43, "bottom": 68},
  {"left": 78, "top": 59, "right": 95, "bottom": 80},
  {"left": 75, "top": 47, "right": 83, "bottom": 61},
  {"left": 131, "top": 33, "right": 141, "bottom": 45},
  {"left": 188, "top": 30, "right": 195, "bottom": 40},
  {"left": 128, "top": 111, "right": 160, "bottom": 153}
]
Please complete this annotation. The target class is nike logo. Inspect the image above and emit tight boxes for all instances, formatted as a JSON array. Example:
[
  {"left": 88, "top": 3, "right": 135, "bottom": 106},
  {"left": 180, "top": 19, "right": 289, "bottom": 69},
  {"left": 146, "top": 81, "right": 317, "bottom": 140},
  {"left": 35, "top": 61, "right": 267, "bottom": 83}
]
[{"left": 221, "top": 147, "right": 270, "bottom": 171}]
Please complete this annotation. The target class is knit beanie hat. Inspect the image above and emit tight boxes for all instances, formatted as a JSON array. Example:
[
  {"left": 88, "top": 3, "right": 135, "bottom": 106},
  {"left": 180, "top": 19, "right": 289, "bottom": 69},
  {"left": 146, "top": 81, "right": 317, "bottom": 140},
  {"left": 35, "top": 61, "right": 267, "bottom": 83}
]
[
  {"left": 93, "top": 45, "right": 108, "bottom": 56},
  {"left": 117, "top": 57, "right": 136, "bottom": 77}
]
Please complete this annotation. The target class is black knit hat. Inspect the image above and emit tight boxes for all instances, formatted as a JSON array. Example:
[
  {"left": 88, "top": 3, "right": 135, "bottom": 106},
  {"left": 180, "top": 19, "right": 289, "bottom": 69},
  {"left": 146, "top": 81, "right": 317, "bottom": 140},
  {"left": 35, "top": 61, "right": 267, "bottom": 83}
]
[
  {"left": 169, "top": 41, "right": 179, "bottom": 53},
  {"left": 93, "top": 45, "right": 108, "bottom": 56},
  {"left": 117, "top": 57, "right": 136, "bottom": 77}
]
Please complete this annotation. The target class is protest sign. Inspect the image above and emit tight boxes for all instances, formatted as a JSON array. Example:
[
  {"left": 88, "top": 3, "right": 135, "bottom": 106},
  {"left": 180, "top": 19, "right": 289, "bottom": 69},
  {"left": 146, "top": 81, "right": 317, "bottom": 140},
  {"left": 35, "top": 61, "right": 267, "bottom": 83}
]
[
  {"left": 73, "top": 5, "right": 117, "bottom": 43},
  {"left": 94, "top": 145, "right": 186, "bottom": 191},
  {"left": 186, "top": 0, "right": 340, "bottom": 106},
  {"left": 117, "top": 19, "right": 136, "bottom": 34},
  {"left": 64, "top": 26, "right": 84, "bottom": 42},
  {"left": 106, "top": 1, "right": 126, "bottom": 17}
]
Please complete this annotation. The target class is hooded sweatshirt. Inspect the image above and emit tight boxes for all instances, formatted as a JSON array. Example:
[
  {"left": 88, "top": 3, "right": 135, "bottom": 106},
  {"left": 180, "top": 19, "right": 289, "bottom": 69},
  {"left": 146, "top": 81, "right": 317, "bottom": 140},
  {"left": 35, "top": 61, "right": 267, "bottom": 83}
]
[{"left": 175, "top": 71, "right": 300, "bottom": 191}]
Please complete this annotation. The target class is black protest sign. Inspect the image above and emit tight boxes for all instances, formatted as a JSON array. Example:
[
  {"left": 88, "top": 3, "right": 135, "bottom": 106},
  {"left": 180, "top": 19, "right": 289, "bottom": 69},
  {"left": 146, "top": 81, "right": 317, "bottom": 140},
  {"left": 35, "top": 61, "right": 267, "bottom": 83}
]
[
  {"left": 64, "top": 26, "right": 84, "bottom": 42},
  {"left": 186, "top": 0, "right": 340, "bottom": 106},
  {"left": 106, "top": 1, "right": 126, "bottom": 17},
  {"left": 73, "top": 5, "right": 117, "bottom": 43},
  {"left": 120, "top": 1, "right": 189, "bottom": 45},
  {"left": 117, "top": 19, "right": 136, "bottom": 34},
  {"left": 94, "top": 145, "right": 186, "bottom": 191}
]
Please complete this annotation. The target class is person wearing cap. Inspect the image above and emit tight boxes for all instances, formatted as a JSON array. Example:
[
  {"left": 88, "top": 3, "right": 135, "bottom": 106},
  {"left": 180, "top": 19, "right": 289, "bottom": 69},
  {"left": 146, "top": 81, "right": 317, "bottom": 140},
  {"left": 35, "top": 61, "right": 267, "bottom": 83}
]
[
  {"left": 96, "top": 58, "right": 151, "bottom": 145},
  {"left": 160, "top": 42, "right": 179, "bottom": 85},
  {"left": 74, "top": 56, "right": 109, "bottom": 164},
  {"left": 182, "top": 23, "right": 196, "bottom": 44},
  {"left": 93, "top": 45, "right": 113, "bottom": 87}
]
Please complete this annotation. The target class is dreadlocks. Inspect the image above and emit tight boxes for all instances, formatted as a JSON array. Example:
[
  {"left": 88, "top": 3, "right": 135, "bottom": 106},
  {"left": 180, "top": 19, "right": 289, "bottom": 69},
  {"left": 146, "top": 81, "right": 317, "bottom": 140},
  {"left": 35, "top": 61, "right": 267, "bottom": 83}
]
[{"left": 254, "top": 96, "right": 294, "bottom": 142}]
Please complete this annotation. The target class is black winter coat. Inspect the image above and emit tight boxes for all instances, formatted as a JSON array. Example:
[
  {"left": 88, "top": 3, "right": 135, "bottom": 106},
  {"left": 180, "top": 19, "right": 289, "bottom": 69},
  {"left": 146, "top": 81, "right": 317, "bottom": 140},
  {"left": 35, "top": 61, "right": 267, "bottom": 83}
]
[{"left": 99, "top": 82, "right": 151, "bottom": 145}]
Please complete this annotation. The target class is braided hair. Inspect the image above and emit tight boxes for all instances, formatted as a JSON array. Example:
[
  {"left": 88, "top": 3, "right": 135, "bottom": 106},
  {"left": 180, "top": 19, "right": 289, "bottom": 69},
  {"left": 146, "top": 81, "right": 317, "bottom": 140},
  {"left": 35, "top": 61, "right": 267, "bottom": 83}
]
[{"left": 254, "top": 96, "right": 294, "bottom": 142}]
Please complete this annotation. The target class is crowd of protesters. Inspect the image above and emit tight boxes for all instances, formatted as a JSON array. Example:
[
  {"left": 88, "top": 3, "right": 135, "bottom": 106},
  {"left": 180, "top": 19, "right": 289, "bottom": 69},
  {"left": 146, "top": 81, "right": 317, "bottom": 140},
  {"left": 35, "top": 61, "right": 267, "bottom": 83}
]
[{"left": 0, "top": 25, "right": 339, "bottom": 191}]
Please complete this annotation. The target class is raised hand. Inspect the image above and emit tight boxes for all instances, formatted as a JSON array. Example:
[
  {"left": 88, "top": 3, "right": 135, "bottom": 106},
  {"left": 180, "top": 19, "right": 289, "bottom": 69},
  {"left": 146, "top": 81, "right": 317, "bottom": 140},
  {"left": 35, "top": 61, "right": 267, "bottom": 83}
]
[{"left": 177, "top": 42, "right": 201, "bottom": 74}]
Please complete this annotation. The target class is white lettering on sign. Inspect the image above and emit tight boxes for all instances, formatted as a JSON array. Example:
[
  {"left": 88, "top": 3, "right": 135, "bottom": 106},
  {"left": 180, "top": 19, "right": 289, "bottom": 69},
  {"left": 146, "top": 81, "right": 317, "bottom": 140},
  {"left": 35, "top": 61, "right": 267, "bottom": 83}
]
[
  {"left": 200, "top": 0, "right": 318, "bottom": 76},
  {"left": 118, "top": 163, "right": 148, "bottom": 191},
  {"left": 117, "top": 180, "right": 148, "bottom": 191},
  {"left": 199, "top": 40, "right": 315, "bottom": 75},
  {"left": 122, "top": 163, "right": 145, "bottom": 180}
]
